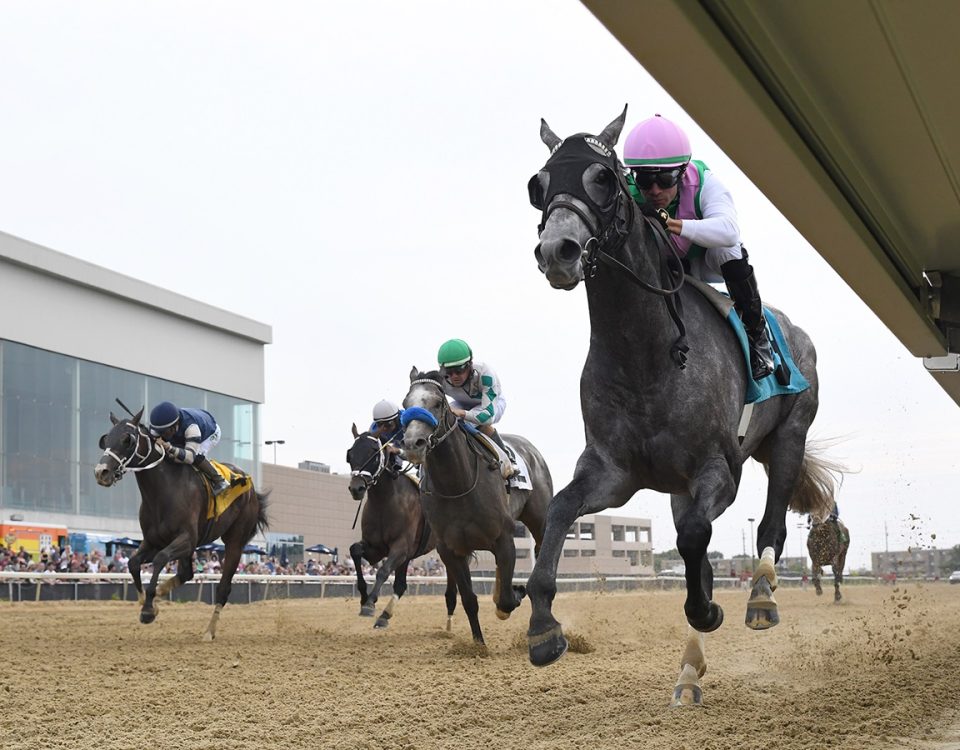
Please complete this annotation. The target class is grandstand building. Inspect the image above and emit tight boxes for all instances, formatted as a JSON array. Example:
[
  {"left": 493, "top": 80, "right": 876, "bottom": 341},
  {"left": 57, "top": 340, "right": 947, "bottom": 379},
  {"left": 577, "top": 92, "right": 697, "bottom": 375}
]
[{"left": 0, "top": 231, "right": 271, "bottom": 550}]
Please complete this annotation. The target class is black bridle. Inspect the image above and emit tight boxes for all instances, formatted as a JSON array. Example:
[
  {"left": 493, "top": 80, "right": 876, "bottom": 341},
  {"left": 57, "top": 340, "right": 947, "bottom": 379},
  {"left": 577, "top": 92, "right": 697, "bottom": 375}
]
[
  {"left": 100, "top": 422, "right": 165, "bottom": 483},
  {"left": 531, "top": 135, "right": 690, "bottom": 368}
]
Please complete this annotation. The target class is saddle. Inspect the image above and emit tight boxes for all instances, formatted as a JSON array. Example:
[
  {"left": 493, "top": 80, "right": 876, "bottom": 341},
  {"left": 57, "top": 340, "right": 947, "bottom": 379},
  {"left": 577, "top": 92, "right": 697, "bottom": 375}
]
[{"left": 458, "top": 423, "right": 533, "bottom": 491}]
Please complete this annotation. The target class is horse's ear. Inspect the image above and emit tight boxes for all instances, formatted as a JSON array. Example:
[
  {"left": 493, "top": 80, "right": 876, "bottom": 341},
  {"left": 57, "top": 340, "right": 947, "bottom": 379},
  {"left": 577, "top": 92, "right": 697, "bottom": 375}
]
[
  {"left": 540, "top": 118, "right": 562, "bottom": 152},
  {"left": 597, "top": 104, "right": 628, "bottom": 148},
  {"left": 109, "top": 412, "right": 120, "bottom": 425},
  {"left": 132, "top": 407, "right": 144, "bottom": 425},
  {"left": 98, "top": 434, "right": 107, "bottom": 449},
  {"left": 351, "top": 423, "right": 359, "bottom": 439},
  {"left": 409, "top": 365, "right": 419, "bottom": 382}
]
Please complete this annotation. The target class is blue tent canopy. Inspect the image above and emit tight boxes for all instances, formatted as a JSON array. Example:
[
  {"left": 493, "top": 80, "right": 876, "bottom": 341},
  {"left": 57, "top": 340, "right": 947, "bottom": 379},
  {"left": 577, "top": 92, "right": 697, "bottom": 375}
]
[
  {"left": 107, "top": 537, "right": 141, "bottom": 547},
  {"left": 305, "top": 544, "right": 337, "bottom": 555},
  {"left": 196, "top": 542, "right": 226, "bottom": 553},
  {"left": 242, "top": 544, "right": 267, "bottom": 555}
]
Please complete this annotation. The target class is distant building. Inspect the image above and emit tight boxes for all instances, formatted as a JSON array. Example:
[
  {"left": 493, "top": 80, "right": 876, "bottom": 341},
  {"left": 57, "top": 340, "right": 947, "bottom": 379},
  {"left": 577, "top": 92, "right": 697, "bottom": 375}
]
[
  {"left": 262, "top": 462, "right": 654, "bottom": 575},
  {"left": 298, "top": 460, "right": 331, "bottom": 473},
  {"left": 872, "top": 548, "right": 953, "bottom": 579}
]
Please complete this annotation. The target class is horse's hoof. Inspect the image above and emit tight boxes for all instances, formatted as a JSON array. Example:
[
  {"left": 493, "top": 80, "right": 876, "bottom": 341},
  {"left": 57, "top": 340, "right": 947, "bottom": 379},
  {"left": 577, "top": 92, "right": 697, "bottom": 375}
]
[
  {"left": 373, "top": 617, "right": 390, "bottom": 629},
  {"left": 359, "top": 604, "right": 376, "bottom": 617},
  {"left": 834, "top": 593, "right": 842, "bottom": 603},
  {"left": 745, "top": 575, "right": 780, "bottom": 630},
  {"left": 688, "top": 602, "right": 723, "bottom": 633},
  {"left": 670, "top": 683, "right": 704, "bottom": 707},
  {"left": 815, "top": 587, "right": 823, "bottom": 596},
  {"left": 203, "top": 631, "right": 215, "bottom": 642},
  {"left": 513, "top": 584, "right": 527, "bottom": 600},
  {"left": 528, "top": 625, "right": 568, "bottom": 667},
  {"left": 495, "top": 607, "right": 511, "bottom": 621},
  {"left": 139, "top": 611, "right": 156, "bottom": 625}
]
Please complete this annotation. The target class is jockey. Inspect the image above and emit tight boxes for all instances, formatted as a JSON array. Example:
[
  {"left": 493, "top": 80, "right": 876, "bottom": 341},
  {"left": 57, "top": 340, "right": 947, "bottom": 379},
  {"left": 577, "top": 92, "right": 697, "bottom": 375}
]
[
  {"left": 369, "top": 399, "right": 404, "bottom": 476},
  {"left": 148, "top": 401, "right": 230, "bottom": 495},
  {"left": 436, "top": 338, "right": 518, "bottom": 478},
  {"left": 623, "top": 114, "right": 775, "bottom": 380}
]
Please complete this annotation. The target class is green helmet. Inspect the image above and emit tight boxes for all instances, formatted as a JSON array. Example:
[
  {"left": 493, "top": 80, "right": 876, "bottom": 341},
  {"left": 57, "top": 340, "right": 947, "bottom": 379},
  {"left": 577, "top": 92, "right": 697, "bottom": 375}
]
[{"left": 437, "top": 338, "right": 472, "bottom": 367}]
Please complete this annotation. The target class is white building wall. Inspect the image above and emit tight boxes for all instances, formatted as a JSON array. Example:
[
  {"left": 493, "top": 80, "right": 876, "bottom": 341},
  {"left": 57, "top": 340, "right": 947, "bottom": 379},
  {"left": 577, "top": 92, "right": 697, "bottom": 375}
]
[{"left": 0, "top": 231, "right": 271, "bottom": 402}]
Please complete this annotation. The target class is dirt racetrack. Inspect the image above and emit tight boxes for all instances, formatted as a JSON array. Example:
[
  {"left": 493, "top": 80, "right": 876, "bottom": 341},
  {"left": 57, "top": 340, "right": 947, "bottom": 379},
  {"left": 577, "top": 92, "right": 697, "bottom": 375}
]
[{"left": 3, "top": 583, "right": 960, "bottom": 750}]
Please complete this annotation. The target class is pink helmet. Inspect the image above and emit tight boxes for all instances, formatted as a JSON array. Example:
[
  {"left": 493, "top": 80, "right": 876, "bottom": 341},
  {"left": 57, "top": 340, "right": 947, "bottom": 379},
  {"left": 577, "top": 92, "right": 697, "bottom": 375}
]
[{"left": 623, "top": 114, "right": 691, "bottom": 169}]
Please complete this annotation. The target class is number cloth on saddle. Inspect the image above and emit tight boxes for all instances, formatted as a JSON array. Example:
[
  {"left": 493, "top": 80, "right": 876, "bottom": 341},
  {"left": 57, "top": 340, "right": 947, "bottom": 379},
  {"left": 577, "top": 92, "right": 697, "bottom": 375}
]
[{"left": 686, "top": 277, "right": 810, "bottom": 404}]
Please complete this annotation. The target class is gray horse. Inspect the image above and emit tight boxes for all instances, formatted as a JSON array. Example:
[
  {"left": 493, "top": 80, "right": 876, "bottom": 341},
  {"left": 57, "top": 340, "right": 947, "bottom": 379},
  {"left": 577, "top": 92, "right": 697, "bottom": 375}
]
[
  {"left": 807, "top": 515, "right": 850, "bottom": 602},
  {"left": 346, "top": 425, "right": 457, "bottom": 630},
  {"left": 401, "top": 369, "right": 552, "bottom": 645},
  {"left": 525, "top": 109, "right": 838, "bottom": 705}
]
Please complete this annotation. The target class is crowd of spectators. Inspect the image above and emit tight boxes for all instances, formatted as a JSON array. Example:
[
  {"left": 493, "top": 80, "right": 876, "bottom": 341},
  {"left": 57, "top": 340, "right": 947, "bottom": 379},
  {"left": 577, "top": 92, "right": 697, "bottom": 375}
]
[{"left": 0, "top": 541, "right": 447, "bottom": 579}]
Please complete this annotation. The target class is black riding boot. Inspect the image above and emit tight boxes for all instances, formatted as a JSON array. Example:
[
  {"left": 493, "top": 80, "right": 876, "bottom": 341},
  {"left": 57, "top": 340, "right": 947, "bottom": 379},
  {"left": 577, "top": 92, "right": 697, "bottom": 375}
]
[
  {"left": 721, "top": 257, "right": 775, "bottom": 381},
  {"left": 195, "top": 454, "right": 230, "bottom": 495}
]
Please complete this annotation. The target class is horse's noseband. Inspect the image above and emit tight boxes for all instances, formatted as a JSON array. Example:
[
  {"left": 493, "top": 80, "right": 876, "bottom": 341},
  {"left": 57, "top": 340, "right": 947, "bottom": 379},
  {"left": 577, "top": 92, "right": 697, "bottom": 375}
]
[
  {"left": 350, "top": 435, "right": 386, "bottom": 488},
  {"left": 102, "top": 424, "right": 164, "bottom": 481}
]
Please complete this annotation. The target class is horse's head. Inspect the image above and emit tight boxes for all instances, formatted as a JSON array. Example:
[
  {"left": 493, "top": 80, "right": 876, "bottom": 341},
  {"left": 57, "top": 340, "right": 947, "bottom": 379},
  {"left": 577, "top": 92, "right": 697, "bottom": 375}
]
[
  {"left": 401, "top": 366, "right": 447, "bottom": 465},
  {"left": 528, "top": 107, "right": 629, "bottom": 290},
  {"left": 94, "top": 408, "right": 149, "bottom": 486},
  {"left": 346, "top": 423, "right": 386, "bottom": 501}
]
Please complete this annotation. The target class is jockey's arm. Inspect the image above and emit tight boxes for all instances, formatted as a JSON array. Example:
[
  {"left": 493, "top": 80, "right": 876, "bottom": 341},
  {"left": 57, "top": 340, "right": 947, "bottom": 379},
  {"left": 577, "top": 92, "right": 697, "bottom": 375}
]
[
  {"left": 164, "top": 423, "right": 203, "bottom": 464},
  {"left": 677, "top": 173, "right": 741, "bottom": 248},
  {"left": 463, "top": 365, "right": 504, "bottom": 427}
]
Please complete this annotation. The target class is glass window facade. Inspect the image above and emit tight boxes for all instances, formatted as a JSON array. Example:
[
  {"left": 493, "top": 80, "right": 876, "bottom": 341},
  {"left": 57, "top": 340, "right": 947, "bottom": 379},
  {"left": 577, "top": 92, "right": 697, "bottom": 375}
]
[{"left": 1, "top": 340, "right": 261, "bottom": 521}]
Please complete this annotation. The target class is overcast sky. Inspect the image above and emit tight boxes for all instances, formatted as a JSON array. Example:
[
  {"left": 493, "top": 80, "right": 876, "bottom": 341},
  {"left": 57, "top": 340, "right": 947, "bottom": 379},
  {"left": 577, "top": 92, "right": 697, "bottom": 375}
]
[{"left": 1, "top": 1, "right": 957, "bottom": 570}]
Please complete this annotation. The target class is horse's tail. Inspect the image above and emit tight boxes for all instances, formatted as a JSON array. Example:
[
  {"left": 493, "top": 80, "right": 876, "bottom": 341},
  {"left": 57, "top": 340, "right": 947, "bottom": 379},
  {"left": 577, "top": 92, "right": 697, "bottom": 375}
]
[
  {"left": 255, "top": 490, "right": 271, "bottom": 534},
  {"left": 784, "top": 440, "right": 847, "bottom": 520}
]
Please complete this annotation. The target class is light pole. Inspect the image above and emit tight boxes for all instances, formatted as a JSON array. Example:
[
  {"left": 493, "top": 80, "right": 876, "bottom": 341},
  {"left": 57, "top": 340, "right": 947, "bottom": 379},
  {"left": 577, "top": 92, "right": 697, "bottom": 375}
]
[
  {"left": 265, "top": 439, "right": 285, "bottom": 464},
  {"left": 747, "top": 517, "right": 756, "bottom": 573}
]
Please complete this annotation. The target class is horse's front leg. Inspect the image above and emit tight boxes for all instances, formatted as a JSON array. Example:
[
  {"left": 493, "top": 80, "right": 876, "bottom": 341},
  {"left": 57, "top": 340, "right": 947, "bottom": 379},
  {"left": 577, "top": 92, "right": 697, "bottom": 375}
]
[
  {"left": 127, "top": 542, "right": 155, "bottom": 605},
  {"left": 439, "top": 544, "right": 482, "bottom": 644},
  {"left": 492, "top": 529, "right": 523, "bottom": 620},
  {"left": 527, "top": 449, "right": 634, "bottom": 666},
  {"left": 812, "top": 562, "right": 823, "bottom": 595},
  {"left": 350, "top": 541, "right": 374, "bottom": 615},
  {"left": 141, "top": 532, "right": 194, "bottom": 624},
  {"left": 375, "top": 557, "right": 410, "bottom": 629},
  {"left": 674, "top": 457, "right": 738, "bottom": 633},
  {"left": 370, "top": 549, "right": 406, "bottom": 629}
]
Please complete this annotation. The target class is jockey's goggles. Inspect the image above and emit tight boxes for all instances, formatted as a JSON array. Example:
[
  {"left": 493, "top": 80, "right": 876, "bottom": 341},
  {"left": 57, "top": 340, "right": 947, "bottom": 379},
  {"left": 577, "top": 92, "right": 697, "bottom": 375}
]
[
  {"left": 443, "top": 362, "right": 471, "bottom": 376},
  {"left": 631, "top": 167, "right": 684, "bottom": 190}
]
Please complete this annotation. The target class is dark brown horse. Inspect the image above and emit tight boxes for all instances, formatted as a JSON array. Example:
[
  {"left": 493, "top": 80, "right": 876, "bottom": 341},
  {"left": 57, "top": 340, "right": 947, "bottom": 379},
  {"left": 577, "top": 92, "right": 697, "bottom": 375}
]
[
  {"left": 807, "top": 516, "right": 850, "bottom": 602},
  {"left": 401, "top": 369, "right": 553, "bottom": 645},
  {"left": 94, "top": 407, "right": 269, "bottom": 639},
  {"left": 347, "top": 425, "right": 457, "bottom": 629}
]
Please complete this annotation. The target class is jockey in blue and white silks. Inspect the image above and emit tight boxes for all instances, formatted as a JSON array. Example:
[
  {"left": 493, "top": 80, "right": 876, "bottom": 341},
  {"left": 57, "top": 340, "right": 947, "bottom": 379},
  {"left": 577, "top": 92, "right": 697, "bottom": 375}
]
[
  {"left": 370, "top": 399, "right": 404, "bottom": 475},
  {"left": 148, "top": 401, "right": 230, "bottom": 495}
]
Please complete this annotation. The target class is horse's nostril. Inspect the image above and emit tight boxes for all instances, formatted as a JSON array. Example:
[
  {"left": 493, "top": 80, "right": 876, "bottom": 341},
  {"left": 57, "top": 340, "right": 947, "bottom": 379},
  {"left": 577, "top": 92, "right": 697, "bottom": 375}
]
[
  {"left": 557, "top": 238, "right": 582, "bottom": 264},
  {"left": 534, "top": 244, "right": 546, "bottom": 269},
  {"left": 414, "top": 438, "right": 426, "bottom": 449}
]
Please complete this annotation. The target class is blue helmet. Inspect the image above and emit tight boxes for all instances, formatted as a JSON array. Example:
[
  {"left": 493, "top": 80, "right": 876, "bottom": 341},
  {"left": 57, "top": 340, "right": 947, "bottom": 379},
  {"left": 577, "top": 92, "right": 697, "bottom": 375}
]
[{"left": 149, "top": 401, "right": 180, "bottom": 430}]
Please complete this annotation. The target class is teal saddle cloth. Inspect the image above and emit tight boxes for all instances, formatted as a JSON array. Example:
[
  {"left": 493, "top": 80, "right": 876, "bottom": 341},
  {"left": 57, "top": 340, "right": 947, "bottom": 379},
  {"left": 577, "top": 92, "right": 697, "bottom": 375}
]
[{"left": 687, "top": 278, "right": 810, "bottom": 405}]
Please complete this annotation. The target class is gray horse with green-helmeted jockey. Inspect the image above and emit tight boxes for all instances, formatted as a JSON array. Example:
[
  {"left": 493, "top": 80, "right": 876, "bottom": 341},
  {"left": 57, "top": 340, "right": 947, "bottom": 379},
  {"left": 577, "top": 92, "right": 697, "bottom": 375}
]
[{"left": 525, "top": 107, "right": 841, "bottom": 706}]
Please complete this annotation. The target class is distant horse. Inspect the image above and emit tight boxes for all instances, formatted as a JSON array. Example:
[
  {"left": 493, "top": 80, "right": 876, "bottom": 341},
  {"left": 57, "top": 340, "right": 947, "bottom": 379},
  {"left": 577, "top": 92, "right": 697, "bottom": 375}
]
[
  {"left": 94, "top": 407, "right": 269, "bottom": 639},
  {"left": 401, "top": 369, "right": 553, "bottom": 644},
  {"left": 807, "top": 516, "right": 850, "bottom": 602},
  {"left": 526, "top": 109, "right": 838, "bottom": 705},
  {"left": 346, "top": 425, "right": 457, "bottom": 629}
]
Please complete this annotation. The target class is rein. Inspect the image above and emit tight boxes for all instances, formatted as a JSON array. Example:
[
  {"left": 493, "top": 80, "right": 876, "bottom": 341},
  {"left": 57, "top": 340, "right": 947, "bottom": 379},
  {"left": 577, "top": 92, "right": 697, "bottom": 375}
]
[{"left": 103, "top": 423, "right": 165, "bottom": 481}]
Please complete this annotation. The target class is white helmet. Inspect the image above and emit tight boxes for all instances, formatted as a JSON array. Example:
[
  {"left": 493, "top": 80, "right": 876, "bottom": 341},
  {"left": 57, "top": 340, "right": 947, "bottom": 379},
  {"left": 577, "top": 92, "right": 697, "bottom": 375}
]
[{"left": 372, "top": 399, "right": 401, "bottom": 423}]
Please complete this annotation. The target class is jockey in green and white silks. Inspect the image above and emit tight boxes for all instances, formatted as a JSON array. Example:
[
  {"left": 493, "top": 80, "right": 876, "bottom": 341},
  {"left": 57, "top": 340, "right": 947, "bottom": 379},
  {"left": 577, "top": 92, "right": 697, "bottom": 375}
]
[
  {"left": 436, "top": 338, "right": 517, "bottom": 477},
  {"left": 623, "top": 114, "right": 775, "bottom": 381}
]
